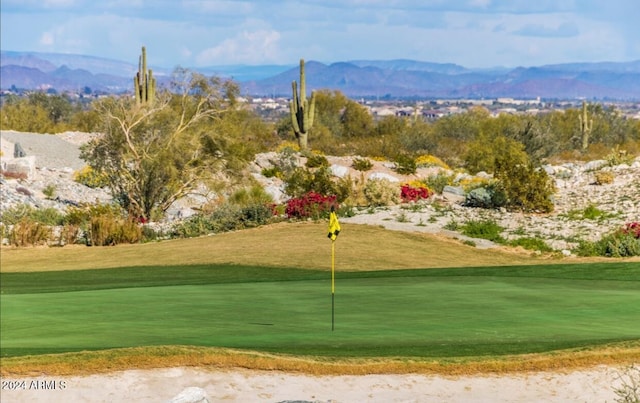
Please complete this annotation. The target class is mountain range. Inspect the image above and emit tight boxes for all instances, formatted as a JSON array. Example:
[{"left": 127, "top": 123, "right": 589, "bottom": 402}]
[{"left": 2, "top": 51, "right": 639, "bottom": 100}]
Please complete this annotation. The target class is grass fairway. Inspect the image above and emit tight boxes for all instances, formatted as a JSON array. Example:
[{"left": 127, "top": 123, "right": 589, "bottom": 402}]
[{"left": 2, "top": 263, "right": 639, "bottom": 361}]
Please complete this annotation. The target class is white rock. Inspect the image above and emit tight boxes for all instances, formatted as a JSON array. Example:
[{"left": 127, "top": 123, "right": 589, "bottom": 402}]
[
  {"left": 330, "top": 164, "right": 350, "bottom": 178},
  {"left": 2, "top": 156, "right": 36, "bottom": 178},
  {"left": 169, "top": 387, "right": 209, "bottom": 403},
  {"left": 368, "top": 172, "right": 400, "bottom": 182},
  {"left": 582, "top": 159, "right": 607, "bottom": 171}
]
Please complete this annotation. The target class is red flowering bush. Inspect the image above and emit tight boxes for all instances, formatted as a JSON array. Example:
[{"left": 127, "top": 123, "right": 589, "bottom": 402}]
[
  {"left": 622, "top": 222, "right": 640, "bottom": 239},
  {"left": 285, "top": 191, "right": 337, "bottom": 219},
  {"left": 400, "top": 183, "right": 432, "bottom": 203}
]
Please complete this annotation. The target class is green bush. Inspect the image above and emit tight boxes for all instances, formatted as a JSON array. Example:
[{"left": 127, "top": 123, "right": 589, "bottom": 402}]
[
  {"left": 352, "top": 157, "right": 373, "bottom": 171},
  {"left": 170, "top": 202, "right": 275, "bottom": 238},
  {"left": 283, "top": 166, "right": 350, "bottom": 203},
  {"left": 1, "top": 204, "right": 65, "bottom": 226},
  {"left": 305, "top": 153, "right": 329, "bottom": 168},
  {"left": 494, "top": 158, "right": 555, "bottom": 213},
  {"left": 42, "top": 184, "right": 57, "bottom": 199},
  {"left": 461, "top": 219, "right": 505, "bottom": 243},
  {"left": 425, "top": 172, "right": 453, "bottom": 194},
  {"left": 74, "top": 165, "right": 110, "bottom": 188},
  {"left": 509, "top": 237, "right": 553, "bottom": 252},
  {"left": 228, "top": 185, "right": 274, "bottom": 207},
  {"left": 394, "top": 155, "right": 417, "bottom": 175},
  {"left": 575, "top": 232, "right": 640, "bottom": 258}
]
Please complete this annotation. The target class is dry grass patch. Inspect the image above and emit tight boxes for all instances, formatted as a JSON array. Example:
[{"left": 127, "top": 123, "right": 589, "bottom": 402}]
[
  {"left": 2, "top": 342, "right": 639, "bottom": 377},
  {"left": 0, "top": 222, "right": 575, "bottom": 273}
]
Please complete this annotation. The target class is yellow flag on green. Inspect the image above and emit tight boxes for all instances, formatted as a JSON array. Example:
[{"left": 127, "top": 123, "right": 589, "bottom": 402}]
[{"left": 327, "top": 210, "right": 341, "bottom": 241}]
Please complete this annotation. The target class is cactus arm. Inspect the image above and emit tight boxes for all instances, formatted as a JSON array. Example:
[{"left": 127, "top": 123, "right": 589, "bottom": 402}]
[
  {"left": 308, "top": 91, "right": 316, "bottom": 128},
  {"left": 290, "top": 98, "right": 301, "bottom": 134}
]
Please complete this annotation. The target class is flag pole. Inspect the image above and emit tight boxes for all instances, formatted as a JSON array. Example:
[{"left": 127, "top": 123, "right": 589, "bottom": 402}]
[
  {"left": 328, "top": 206, "right": 340, "bottom": 332},
  {"left": 331, "top": 238, "right": 335, "bottom": 331}
]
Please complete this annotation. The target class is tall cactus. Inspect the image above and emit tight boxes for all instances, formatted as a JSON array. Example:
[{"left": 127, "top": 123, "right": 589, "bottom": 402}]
[
  {"left": 290, "top": 59, "right": 316, "bottom": 150},
  {"left": 579, "top": 100, "right": 592, "bottom": 150},
  {"left": 134, "top": 46, "right": 156, "bottom": 104}
]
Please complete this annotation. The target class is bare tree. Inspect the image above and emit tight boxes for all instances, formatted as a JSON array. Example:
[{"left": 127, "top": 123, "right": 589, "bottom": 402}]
[{"left": 82, "top": 68, "right": 246, "bottom": 220}]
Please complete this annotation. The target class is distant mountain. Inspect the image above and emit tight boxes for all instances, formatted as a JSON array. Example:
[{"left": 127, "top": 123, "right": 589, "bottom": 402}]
[
  {"left": 244, "top": 60, "right": 640, "bottom": 100},
  {"left": 1, "top": 51, "right": 639, "bottom": 100}
]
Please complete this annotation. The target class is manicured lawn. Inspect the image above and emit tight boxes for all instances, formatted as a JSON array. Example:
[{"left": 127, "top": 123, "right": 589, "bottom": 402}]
[{"left": 1, "top": 263, "right": 639, "bottom": 358}]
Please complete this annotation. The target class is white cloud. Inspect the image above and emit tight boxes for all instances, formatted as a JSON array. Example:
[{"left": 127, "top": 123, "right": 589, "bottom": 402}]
[
  {"left": 40, "top": 32, "right": 55, "bottom": 46},
  {"left": 196, "top": 30, "right": 283, "bottom": 65}
]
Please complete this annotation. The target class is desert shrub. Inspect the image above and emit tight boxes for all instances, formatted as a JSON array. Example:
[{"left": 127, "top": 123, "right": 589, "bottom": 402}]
[
  {"left": 74, "top": 165, "right": 109, "bottom": 188},
  {"left": 351, "top": 157, "right": 373, "bottom": 171},
  {"left": 494, "top": 158, "right": 555, "bottom": 213},
  {"left": 394, "top": 155, "right": 417, "bottom": 175},
  {"left": 8, "top": 218, "right": 52, "bottom": 246},
  {"left": 285, "top": 191, "right": 337, "bottom": 219},
  {"left": 606, "top": 145, "right": 634, "bottom": 167},
  {"left": 464, "top": 182, "right": 507, "bottom": 209},
  {"left": 171, "top": 202, "right": 275, "bottom": 238},
  {"left": 0, "top": 204, "right": 65, "bottom": 226},
  {"left": 283, "top": 166, "right": 350, "bottom": 203},
  {"left": 425, "top": 172, "right": 453, "bottom": 194},
  {"left": 575, "top": 223, "right": 640, "bottom": 257},
  {"left": 461, "top": 219, "right": 505, "bottom": 243},
  {"left": 364, "top": 179, "right": 400, "bottom": 207},
  {"left": 89, "top": 215, "right": 142, "bottom": 246},
  {"left": 594, "top": 170, "right": 614, "bottom": 185},
  {"left": 305, "top": 153, "right": 329, "bottom": 168},
  {"left": 509, "top": 237, "right": 553, "bottom": 252},
  {"left": 264, "top": 146, "right": 300, "bottom": 180},
  {"left": 228, "top": 185, "right": 274, "bottom": 207},
  {"left": 340, "top": 174, "right": 371, "bottom": 207},
  {"left": 42, "top": 184, "right": 57, "bottom": 199},
  {"left": 261, "top": 166, "right": 280, "bottom": 178}
]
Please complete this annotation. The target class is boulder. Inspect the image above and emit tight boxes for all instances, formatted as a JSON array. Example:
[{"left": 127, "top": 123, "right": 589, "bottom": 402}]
[
  {"left": 14, "top": 142, "right": 27, "bottom": 158},
  {"left": 442, "top": 185, "right": 465, "bottom": 203},
  {"left": 368, "top": 172, "right": 399, "bottom": 182},
  {"left": 330, "top": 164, "right": 350, "bottom": 178},
  {"left": 1, "top": 156, "right": 37, "bottom": 179},
  {"left": 169, "top": 387, "right": 209, "bottom": 403}
]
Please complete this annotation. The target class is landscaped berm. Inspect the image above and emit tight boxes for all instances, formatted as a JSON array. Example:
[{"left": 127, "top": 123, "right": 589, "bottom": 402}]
[{"left": 1, "top": 223, "right": 639, "bottom": 396}]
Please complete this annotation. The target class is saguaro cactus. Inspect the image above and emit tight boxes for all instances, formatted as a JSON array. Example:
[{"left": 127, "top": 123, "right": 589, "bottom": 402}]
[
  {"left": 579, "top": 101, "right": 592, "bottom": 150},
  {"left": 290, "top": 59, "right": 316, "bottom": 150},
  {"left": 134, "top": 46, "right": 156, "bottom": 104}
]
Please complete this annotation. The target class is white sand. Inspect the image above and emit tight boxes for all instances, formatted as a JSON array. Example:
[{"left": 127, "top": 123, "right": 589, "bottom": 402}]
[{"left": 1, "top": 365, "right": 631, "bottom": 402}]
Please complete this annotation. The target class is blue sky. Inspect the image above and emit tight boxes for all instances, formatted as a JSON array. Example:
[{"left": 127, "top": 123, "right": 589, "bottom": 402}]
[{"left": 1, "top": 0, "right": 639, "bottom": 69}]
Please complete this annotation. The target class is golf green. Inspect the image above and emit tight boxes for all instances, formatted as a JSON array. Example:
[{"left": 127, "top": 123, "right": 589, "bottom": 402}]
[{"left": 1, "top": 263, "right": 639, "bottom": 358}]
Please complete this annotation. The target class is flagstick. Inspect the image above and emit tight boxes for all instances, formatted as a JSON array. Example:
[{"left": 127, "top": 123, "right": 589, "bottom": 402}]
[{"left": 331, "top": 239, "right": 335, "bottom": 331}]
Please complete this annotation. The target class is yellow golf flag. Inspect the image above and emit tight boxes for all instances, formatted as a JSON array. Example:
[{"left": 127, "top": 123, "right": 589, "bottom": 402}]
[{"left": 327, "top": 210, "right": 341, "bottom": 241}]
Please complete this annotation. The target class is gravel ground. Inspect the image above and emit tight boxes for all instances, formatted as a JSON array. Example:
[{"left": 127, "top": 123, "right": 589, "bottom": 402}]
[{"left": 0, "top": 130, "right": 91, "bottom": 171}]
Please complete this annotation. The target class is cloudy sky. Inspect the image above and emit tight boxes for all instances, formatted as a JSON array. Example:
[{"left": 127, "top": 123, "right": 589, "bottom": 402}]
[{"left": 1, "top": 0, "right": 639, "bottom": 69}]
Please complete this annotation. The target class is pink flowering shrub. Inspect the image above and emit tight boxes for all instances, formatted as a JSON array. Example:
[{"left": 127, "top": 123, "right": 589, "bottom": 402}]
[
  {"left": 400, "top": 183, "right": 432, "bottom": 203},
  {"left": 622, "top": 222, "right": 640, "bottom": 239},
  {"left": 285, "top": 191, "right": 337, "bottom": 219}
]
